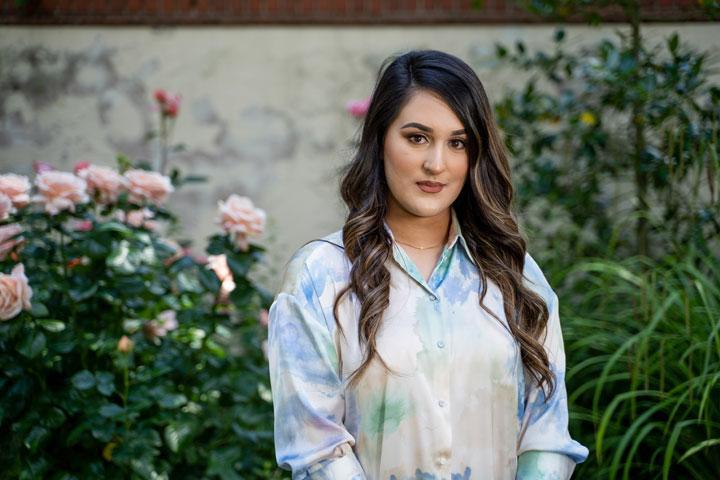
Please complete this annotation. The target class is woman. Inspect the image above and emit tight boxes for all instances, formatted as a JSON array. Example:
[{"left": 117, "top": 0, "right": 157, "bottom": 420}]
[{"left": 267, "top": 50, "right": 589, "bottom": 479}]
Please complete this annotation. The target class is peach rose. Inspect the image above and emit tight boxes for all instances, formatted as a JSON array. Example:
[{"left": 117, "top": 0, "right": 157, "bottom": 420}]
[
  {"left": 33, "top": 171, "right": 89, "bottom": 215},
  {"left": 117, "top": 335, "right": 134, "bottom": 353},
  {"left": 143, "top": 309, "right": 179, "bottom": 341},
  {"left": 77, "top": 164, "right": 127, "bottom": 204},
  {"left": 206, "top": 254, "right": 236, "bottom": 303},
  {"left": 124, "top": 169, "right": 174, "bottom": 205},
  {"left": 217, "top": 194, "right": 266, "bottom": 251},
  {"left": 0, "top": 224, "right": 24, "bottom": 261},
  {"left": 0, "top": 194, "right": 12, "bottom": 221},
  {"left": 259, "top": 308, "right": 269, "bottom": 328},
  {"left": 0, "top": 263, "right": 33, "bottom": 321},
  {"left": 0, "top": 174, "right": 31, "bottom": 208},
  {"left": 126, "top": 208, "right": 154, "bottom": 228}
]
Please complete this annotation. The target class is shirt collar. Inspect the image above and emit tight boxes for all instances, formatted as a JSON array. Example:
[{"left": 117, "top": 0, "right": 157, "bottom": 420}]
[{"left": 382, "top": 207, "right": 476, "bottom": 266}]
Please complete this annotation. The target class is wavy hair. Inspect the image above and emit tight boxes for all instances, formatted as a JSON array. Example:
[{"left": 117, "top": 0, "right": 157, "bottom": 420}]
[{"left": 333, "top": 49, "right": 556, "bottom": 400}]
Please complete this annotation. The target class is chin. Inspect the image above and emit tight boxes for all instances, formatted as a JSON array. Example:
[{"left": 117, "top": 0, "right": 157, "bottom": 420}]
[{"left": 403, "top": 201, "right": 452, "bottom": 218}]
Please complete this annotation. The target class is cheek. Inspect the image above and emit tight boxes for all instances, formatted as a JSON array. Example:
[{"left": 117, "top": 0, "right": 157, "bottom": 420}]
[
  {"left": 451, "top": 156, "right": 469, "bottom": 182},
  {"left": 383, "top": 137, "right": 417, "bottom": 180}
]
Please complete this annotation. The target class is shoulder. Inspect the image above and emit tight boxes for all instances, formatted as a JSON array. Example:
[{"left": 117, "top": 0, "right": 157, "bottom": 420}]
[{"left": 278, "top": 228, "right": 348, "bottom": 297}]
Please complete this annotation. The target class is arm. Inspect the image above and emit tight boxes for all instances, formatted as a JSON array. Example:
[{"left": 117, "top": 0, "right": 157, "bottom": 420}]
[
  {"left": 516, "top": 257, "right": 589, "bottom": 480},
  {"left": 268, "top": 257, "right": 366, "bottom": 479}
]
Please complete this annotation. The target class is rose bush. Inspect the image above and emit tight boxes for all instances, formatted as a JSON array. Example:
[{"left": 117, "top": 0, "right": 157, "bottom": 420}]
[{"left": 0, "top": 159, "right": 280, "bottom": 479}]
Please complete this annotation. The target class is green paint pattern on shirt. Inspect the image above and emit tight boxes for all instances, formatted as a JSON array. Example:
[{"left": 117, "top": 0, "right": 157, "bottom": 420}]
[
  {"left": 361, "top": 390, "right": 409, "bottom": 437},
  {"left": 516, "top": 451, "right": 563, "bottom": 480}
]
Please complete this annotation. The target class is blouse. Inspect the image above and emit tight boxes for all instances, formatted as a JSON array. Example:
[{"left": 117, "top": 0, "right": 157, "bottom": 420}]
[{"left": 267, "top": 208, "right": 589, "bottom": 479}]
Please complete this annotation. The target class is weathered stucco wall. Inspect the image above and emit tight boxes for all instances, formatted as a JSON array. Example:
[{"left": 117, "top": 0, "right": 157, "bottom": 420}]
[{"left": 1, "top": 24, "right": 718, "bottom": 289}]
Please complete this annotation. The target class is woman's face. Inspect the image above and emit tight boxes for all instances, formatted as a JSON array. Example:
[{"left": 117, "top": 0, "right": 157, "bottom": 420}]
[{"left": 383, "top": 89, "right": 470, "bottom": 220}]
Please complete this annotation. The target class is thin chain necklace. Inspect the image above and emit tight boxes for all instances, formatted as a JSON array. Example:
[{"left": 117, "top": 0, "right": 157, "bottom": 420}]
[
  {"left": 395, "top": 239, "right": 444, "bottom": 250},
  {"left": 394, "top": 219, "right": 451, "bottom": 250}
]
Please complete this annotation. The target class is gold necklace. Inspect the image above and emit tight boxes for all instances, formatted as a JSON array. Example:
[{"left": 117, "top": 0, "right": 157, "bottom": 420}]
[
  {"left": 391, "top": 216, "right": 451, "bottom": 251},
  {"left": 395, "top": 239, "right": 444, "bottom": 250}
]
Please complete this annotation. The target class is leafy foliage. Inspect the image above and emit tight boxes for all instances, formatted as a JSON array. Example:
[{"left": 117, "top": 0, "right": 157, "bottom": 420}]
[{"left": 0, "top": 163, "right": 281, "bottom": 479}]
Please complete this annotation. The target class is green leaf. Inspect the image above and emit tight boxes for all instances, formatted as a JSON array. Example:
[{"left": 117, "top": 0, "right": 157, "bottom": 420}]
[
  {"left": 668, "top": 32, "right": 679, "bottom": 55},
  {"left": 17, "top": 331, "right": 46, "bottom": 359},
  {"left": 24, "top": 426, "right": 49, "bottom": 452},
  {"left": 69, "top": 283, "right": 98, "bottom": 302},
  {"left": 164, "top": 423, "right": 194, "bottom": 453},
  {"left": 226, "top": 255, "right": 253, "bottom": 278},
  {"left": 97, "top": 221, "right": 133, "bottom": 236},
  {"left": 158, "top": 393, "right": 187, "bottom": 409},
  {"left": 30, "top": 302, "right": 49, "bottom": 317},
  {"left": 107, "top": 240, "right": 135, "bottom": 274},
  {"left": 41, "top": 407, "right": 66, "bottom": 429},
  {"left": 99, "top": 403, "right": 124, "bottom": 418},
  {"left": 95, "top": 371, "right": 115, "bottom": 396},
  {"left": 71, "top": 370, "right": 96, "bottom": 390},
  {"left": 36, "top": 320, "right": 66, "bottom": 332}
]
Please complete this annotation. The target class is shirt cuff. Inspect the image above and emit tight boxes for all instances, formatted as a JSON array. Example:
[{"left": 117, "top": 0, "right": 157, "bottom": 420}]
[
  {"left": 516, "top": 451, "right": 576, "bottom": 480},
  {"left": 302, "top": 443, "right": 366, "bottom": 480}
]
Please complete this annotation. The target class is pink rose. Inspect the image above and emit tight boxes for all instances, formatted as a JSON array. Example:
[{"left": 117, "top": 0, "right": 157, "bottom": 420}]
[
  {"left": 33, "top": 171, "right": 89, "bottom": 215},
  {"left": 154, "top": 89, "right": 182, "bottom": 118},
  {"left": 33, "top": 161, "right": 55, "bottom": 174},
  {"left": 0, "top": 224, "right": 24, "bottom": 261},
  {"left": 68, "top": 219, "right": 93, "bottom": 232},
  {"left": 73, "top": 161, "right": 91, "bottom": 174},
  {"left": 0, "top": 263, "right": 33, "bottom": 321},
  {"left": 207, "top": 254, "right": 236, "bottom": 303},
  {"left": 0, "top": 174, "right": 31, "bottom": 209},
  {"left": 0, "top": 194, "right": 12, "bottom": 221},
  {"left": 217, "top": 194, "right": 266, "bottom": 251},
  {"left": 124, "top": 169, "right": 174, "bottom": 205},
  {"left": 77, "top": 164, "right": 127, "bottom": 204},
  {"left": 346, "top": 97, "right": 371, "bottom": 118}
]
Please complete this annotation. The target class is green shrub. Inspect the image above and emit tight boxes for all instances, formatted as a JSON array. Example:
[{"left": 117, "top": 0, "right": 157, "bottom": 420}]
[{"left": 0, "top": 161, "right": 281, "bottom": 479}]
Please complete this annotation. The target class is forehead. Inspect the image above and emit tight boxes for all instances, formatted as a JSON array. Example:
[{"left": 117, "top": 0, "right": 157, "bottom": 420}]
[{"left": 392, "top": 89, "right": 464, "bottom": 131}]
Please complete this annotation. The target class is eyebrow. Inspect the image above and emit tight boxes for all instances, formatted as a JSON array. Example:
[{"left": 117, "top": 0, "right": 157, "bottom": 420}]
[{"left": 400, "top": 122, "right": 466, "bottom": 136}]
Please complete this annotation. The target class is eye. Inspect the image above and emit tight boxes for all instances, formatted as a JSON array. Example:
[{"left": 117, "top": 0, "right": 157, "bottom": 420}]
[
  {"left": 449, "top": 139, "right": 466, "bottom": 150},
  {"left": 407, "top": 134, "right": 428, "bottom": 145}
]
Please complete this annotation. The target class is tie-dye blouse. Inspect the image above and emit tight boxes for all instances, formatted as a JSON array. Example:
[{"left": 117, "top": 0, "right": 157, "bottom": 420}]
[{"left": 267, "top": 211, "right": 589, "bottom": 479}]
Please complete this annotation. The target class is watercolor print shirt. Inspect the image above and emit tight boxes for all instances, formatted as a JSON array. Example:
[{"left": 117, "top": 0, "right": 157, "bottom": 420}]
[{"left": 268, "top": 210, "right": 589, "bottom": 480}]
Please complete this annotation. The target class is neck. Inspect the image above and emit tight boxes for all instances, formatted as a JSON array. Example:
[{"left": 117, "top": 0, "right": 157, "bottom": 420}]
[{"left": 385, "top": 206, "right": 451, "bottom": 249}]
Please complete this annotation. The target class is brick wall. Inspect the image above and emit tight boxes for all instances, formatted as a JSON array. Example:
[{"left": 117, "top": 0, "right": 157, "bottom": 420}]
[{"left": 0, "top": 0, "right": 713, "bottom": 25}]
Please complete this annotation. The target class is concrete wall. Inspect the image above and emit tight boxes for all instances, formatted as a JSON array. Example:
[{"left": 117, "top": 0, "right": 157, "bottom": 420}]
[{"left": 1, "top": 24, "right": 718, "bottom": 289}]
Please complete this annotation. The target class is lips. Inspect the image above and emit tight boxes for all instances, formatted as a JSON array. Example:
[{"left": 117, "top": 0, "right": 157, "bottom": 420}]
[{"left": 416, "top": 181, "right": 445, "bottom": 193}]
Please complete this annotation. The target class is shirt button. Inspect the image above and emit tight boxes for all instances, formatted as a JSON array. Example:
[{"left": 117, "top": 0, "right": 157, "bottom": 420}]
[
  {"left": 437, "top": 456, "right": 448, "bottom": 466},
  {"left": 436, "top": 340, "right": 445, "bottom": 349},
  {"left": 430, "top": 295, "right": 439, "bottom": 302},
  {"left": 438, "top": 400, "right": 447, "bottom": 408}
]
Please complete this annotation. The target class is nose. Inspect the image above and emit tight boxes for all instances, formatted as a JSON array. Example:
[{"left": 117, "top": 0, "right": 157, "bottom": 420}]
[{"left": 422, "top": 144, "right": 446, "bottom": 174}]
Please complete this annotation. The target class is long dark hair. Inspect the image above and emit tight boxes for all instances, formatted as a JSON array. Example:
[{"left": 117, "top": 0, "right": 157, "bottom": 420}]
[{"left": 334, "top": 49, "right": 555, "bottom": 400}]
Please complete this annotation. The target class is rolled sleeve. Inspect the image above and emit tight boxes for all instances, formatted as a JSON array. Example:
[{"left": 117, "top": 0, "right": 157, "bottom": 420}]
[
  {"left": 268, "top": 257, "right": 366, "bottom": 479},
  {"left": 517, "top": 260, "right": 589, "bottom": 479}
]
